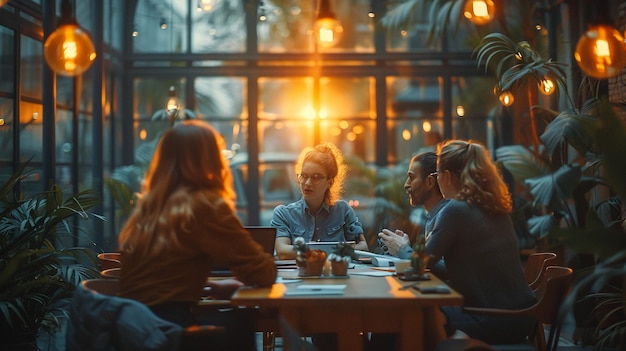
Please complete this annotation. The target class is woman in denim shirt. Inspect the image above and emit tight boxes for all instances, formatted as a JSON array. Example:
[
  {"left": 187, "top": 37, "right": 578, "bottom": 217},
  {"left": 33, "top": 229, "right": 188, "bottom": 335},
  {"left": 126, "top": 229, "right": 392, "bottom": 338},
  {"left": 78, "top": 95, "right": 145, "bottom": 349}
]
[{"left": 271, "top": 143, "right": 368, "bottom": 260}]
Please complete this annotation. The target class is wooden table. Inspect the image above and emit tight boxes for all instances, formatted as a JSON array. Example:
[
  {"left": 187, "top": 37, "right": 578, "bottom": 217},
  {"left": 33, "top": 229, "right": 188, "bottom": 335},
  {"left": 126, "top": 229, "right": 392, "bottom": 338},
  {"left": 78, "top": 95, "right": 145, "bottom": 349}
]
[{"left": 231, "top": 268, "right": 463, "bottom": 351}]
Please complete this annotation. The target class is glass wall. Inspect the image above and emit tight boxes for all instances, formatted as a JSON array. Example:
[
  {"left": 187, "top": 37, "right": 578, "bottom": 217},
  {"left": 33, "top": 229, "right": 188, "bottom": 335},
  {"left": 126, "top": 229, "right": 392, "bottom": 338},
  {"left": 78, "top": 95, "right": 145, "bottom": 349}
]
[{"left": 124, "top": 0, "right": 481, "bottom": 232}]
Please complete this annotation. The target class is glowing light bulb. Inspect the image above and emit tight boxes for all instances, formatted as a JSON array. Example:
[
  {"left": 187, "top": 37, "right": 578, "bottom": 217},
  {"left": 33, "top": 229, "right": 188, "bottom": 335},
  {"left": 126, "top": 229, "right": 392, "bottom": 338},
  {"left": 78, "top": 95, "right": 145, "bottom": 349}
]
[
  {"left": 539, "top": 78, "right": 556, "bottom": 95},
  {"left": 463, "top": 0, "right": 495, "bottom": 25},
  {"left": 499, "top": 91, "right": 514, "bottom": 106},
  {"left": 44, "top": 23, "right": 96, "bottom": 77},
  {"left": 314, "top": 17, "right": 343, "bottom": 48},
  {"left": 574, "top": 24, "right": 626, "bottom": 79}
]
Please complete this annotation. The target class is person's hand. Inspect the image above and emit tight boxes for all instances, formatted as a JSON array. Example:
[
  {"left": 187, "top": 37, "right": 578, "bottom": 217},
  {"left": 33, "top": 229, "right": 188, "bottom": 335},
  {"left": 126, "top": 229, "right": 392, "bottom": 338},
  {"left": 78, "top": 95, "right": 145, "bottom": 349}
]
[
  {"left": 378, "top": 229, "right": 410, "bottom": 256},
  {"left": 204, "top": 279, "right": 244, "bottom": 300}
]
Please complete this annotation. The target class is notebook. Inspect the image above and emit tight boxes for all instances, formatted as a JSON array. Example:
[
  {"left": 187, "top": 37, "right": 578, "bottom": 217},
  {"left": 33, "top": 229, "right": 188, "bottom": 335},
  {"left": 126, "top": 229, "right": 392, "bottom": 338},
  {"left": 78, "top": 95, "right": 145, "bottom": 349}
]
[{"left": 209, "top": 226, "right": 277, "bottom": 277}]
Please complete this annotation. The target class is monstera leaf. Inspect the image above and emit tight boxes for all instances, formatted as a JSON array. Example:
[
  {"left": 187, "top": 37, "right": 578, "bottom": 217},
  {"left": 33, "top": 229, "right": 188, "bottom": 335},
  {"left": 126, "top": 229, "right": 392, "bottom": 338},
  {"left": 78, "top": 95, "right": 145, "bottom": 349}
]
[
  {"left": 540, "top": 99, "right": 599, "bottom": 156},
  {"left": 524, "top": 164, "right": 582, "bottom": 208},
  {"left": 495, "top": 145, "right": 550, "bottom": 184},
  {"left": 528, "top": 214, "right": 558, "bottom": 239}
]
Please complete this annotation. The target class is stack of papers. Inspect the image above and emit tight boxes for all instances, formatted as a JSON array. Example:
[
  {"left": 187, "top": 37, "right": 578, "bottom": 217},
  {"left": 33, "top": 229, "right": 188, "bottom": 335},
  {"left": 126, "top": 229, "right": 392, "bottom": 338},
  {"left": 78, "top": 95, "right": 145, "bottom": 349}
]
[{"left": 284, "top": 284, "right": 347, "bottom": 296}]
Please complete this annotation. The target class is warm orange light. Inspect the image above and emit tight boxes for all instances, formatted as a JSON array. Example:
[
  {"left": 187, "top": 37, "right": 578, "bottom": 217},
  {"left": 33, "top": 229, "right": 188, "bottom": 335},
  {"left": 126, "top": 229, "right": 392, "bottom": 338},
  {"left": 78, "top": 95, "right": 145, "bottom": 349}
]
[
  {"left": 402, "top": 129, "right": 411, "bottom": 140},
  {"left": 314, "top": 17, "right": 343, "bottom": 48},
  {"left": 539, "top": 78, "right": 556, "bottom": 95},
  {"left": 314, "top": 0, "right": 343, "bottom": 48},
  {"left": 422, "top": 121, "right": 432, "bottom": 132},
  {"left": 198, "top": 0, "right": 220, "bottom": 12},
  {"left": 499, "top": 91, "right": 514, "bottom": 106},
  {"left": 463, "top": 0, "right": 495, "bottom": 26},
  {"left": 574, "top": 24, "right": 626, "bottom": 79},
  {"left": 0, "top": 0, "right": 8, "bottom": 8},
  {"left": 44, "top": 23, "right": 96, "bottom": 77},
  {"left": 456, "top": 105, "right": 465, "bottom": 117}
]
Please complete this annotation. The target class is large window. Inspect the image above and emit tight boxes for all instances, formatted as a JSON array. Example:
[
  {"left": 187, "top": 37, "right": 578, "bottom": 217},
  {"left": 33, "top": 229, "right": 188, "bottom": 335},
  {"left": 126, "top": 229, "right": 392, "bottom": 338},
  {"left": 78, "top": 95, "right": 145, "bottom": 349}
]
[{"left": 125, "top": 0, "right": 480, "bottom": 228}]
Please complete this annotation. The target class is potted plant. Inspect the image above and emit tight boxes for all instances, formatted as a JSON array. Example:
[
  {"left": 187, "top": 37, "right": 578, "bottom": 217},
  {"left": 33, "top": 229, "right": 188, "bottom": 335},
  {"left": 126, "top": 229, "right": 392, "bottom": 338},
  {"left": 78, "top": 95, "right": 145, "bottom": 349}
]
[
  {"left": 0, "top": 165, "right": 102, "bottom": 350},
  {"left": 473, "top": 33, "right": 626, "bottom": 348},
  {"left": 328, "top": 242, "right": 357, "bottom": 277}
]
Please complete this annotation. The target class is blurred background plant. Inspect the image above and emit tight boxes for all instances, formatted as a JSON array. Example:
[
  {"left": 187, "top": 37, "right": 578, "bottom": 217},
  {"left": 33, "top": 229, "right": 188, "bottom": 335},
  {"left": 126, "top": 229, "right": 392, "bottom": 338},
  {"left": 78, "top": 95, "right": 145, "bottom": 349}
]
[{"left": 0, "top": 164, "right": 102, "bottom": 350}]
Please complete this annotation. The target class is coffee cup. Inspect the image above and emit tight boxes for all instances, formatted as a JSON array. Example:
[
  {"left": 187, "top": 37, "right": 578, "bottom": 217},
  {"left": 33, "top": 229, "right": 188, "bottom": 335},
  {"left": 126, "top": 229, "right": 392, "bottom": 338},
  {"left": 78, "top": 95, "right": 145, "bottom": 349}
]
[{"left": 394, "top": 259, "right": 412, "bottom": 275}]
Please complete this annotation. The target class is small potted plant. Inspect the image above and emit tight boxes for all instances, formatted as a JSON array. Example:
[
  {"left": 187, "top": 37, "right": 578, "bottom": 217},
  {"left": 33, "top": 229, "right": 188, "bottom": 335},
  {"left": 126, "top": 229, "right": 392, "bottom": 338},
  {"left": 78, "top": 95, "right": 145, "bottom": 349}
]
[
  {"left": 293, "top": 237, "right": 309, "bottom": 276},
  {"left": 293, "top": 237, "right": 327, "bottom": 276},
  {"left": 328, "top": 242, "right": 356, "bottom": 276},
  {"left": 409, "top": 235, "right": 430, "bottom": 280}
]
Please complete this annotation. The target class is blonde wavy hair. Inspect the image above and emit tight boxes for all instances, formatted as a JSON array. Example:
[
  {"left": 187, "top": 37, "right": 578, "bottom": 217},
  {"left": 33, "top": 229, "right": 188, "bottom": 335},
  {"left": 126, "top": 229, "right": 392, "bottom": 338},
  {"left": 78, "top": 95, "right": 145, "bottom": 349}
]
[
  {"left": 437, "top": 139, "right": 512, "bottom": 215},
  {"left": 118, "top": 120, "right": 235, "bottom": 256},
  {"left": 295, "top": 143, "right": 347, "bottom": 206}
]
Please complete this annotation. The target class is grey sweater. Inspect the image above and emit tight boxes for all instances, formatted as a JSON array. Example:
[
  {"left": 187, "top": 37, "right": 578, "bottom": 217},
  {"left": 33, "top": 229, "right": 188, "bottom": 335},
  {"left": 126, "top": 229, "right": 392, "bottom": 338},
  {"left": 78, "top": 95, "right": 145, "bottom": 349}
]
[{"left": 426, "top": 199, "right": 535, "bottom": 309}]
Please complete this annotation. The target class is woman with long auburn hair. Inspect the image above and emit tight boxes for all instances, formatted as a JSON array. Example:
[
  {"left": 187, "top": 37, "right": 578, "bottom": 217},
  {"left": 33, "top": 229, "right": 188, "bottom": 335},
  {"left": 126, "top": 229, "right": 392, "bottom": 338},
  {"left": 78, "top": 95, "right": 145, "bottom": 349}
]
[
  {"left": 118, "top": 120, "right": 276, "bottom": 350},
  {"left": 425, "top": 139, "right": 536, "bottom": 346}
]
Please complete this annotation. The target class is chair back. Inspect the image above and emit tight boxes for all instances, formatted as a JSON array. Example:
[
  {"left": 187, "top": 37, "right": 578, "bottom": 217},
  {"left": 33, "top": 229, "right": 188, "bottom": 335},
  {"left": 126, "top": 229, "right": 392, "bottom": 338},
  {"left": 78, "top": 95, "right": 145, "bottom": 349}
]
[
  {"left": 83, "top": 278, "right": 119, "bottom": 296},
  {"left": 531, "top": 266, "right": 573, "bottom": 324},
  {"left": 70, "top": 279, "right": 225, "bottom": 351},
  {"left": 100, "top": 267, "right": 121, "bottom": 279},
  {"left": 97, "top": 252, "right": 121, "bottom": 270},
  {"left": 524, "top": 252, "right": 558, "bottom": 290}
]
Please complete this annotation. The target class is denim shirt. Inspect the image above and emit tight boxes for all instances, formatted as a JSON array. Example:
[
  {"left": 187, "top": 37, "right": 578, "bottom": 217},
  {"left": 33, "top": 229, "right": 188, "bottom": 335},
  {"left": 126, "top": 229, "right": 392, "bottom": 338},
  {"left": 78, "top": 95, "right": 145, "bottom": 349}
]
[{"left": 271, "top": 198, "right": 364, "bottom": 243}]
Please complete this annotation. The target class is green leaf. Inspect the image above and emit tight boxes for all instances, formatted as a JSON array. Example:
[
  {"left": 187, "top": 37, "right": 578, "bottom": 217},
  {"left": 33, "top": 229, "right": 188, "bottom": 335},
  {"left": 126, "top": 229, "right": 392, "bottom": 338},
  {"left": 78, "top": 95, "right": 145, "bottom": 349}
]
[
  {"left": 495, "top": 145, "right": 550, "bottom": 184},
  {"left": 540, "top": 103, "right": 599, "bottom": 155},
  {"left": 524, "top": 164, "right": 581, "bottom": 208}
]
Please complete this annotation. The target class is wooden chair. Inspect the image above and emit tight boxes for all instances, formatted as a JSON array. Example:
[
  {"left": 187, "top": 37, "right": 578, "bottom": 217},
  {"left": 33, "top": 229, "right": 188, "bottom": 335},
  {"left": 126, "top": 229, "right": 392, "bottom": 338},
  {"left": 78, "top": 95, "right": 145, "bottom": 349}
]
[
  {"left": 100, "top": 267, "right": 121, "bottom": 279},
  {"left": 436, "top": 266, "right": 573, "bottom": 351},
  {"left": 97, "top": 252, "right": 121, "bottom": 270},
  {"left": 465, "top": 266, "right": 573, "bottom": 351},
  {"left": 74, "top": 279, "right": 224, "bottom": 351},
  {"left": 523, "top": 252, "right": 557, "bottom": 290}
]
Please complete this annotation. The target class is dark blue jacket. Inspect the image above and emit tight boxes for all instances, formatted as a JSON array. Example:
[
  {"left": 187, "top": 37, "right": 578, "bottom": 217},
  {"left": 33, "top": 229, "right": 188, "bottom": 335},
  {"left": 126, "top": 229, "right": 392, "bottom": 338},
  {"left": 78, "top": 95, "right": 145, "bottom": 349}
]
[{"left": 66, "top": 282, "right": 183, "bottom": 351}]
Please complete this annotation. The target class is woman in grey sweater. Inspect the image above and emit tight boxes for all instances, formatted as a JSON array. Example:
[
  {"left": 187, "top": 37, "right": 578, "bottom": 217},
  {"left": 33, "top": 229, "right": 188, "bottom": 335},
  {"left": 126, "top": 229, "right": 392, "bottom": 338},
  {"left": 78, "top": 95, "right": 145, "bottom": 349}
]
[{"left": 428, "top": 139, "right": 536, "bottom": 344}]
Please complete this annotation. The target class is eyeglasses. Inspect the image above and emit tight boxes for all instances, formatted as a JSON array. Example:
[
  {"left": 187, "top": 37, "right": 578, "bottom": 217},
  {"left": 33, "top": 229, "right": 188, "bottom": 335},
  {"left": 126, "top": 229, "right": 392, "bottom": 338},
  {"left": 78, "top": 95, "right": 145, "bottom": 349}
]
[
  {"left": 429, "top": 172, "right": 438, "bottom": 178},
  {"left": 297, "top": 173, "right": 327, "bottom": 184}
]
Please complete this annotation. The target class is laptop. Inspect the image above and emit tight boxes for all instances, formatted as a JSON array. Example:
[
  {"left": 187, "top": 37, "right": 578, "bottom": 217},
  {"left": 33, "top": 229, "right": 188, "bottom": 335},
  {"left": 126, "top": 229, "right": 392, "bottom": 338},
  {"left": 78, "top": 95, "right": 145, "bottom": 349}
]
[
  {"left": 306, "top": 241, "right": 355, "bottom": 257},
  {"left": 209, "top": 226, "right": 277, "bottom": 277},
  {"left": 245, "top": 226, "right": 277, "bottom": 255}
]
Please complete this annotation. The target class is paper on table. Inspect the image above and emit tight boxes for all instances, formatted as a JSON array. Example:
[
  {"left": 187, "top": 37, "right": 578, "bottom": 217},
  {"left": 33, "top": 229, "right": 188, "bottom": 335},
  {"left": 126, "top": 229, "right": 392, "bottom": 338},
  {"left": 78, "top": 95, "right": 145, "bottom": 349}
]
[
  {"left": 284, "top": 284, "right": 347, "bottom": 296},
  {"left": 276, "top": 277, "right": 302, "bottom": 284},
  {"left": 350, "top": 270, "right": 394, "bottom": 277}
]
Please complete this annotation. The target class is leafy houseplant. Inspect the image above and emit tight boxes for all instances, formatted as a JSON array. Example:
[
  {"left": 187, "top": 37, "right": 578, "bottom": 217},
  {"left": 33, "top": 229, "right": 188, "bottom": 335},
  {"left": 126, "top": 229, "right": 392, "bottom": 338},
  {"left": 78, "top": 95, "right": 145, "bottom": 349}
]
[
  {"left": 474, "top": 32, "right": 626, "bottom": 349},
  {"left": 328, "top": 242, "right": 357, "bottom": 277},
  {"left": 0, "top": 165, "right": 102, "bottom": 349}
]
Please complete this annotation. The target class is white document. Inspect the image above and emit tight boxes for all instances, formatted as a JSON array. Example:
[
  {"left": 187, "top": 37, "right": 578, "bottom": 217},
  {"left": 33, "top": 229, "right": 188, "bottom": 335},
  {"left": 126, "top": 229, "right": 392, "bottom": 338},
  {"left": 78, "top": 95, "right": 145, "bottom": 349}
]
[{"left": 284, "top": 284, "right": 347, "bottom": 296}]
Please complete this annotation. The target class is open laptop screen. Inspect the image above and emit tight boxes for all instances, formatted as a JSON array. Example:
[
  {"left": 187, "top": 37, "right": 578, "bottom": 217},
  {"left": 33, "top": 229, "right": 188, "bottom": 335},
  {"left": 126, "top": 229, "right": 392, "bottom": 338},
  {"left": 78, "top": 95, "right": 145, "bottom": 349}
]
[
  {"left": 209, "top": 226, "right": 277, "bottom": 277},
  {"left": 245, "top": 226, "right": 276, "bottom": 255}
]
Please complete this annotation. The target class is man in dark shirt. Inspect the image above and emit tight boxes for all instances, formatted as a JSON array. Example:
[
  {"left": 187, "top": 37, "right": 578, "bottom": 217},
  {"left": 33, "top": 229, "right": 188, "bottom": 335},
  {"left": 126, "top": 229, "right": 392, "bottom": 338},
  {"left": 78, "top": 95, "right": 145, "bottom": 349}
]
[{"left": 378, "top": 151, "right": 449, "bottom": 260}]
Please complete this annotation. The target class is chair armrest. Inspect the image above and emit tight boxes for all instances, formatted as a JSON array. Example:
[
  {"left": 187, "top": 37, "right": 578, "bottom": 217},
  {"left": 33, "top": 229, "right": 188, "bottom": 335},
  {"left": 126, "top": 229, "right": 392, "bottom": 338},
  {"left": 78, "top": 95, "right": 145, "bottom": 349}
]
[
  {"left": 184, "top": 324, "right": 226, "bottom": 335},
  {"left": 463, "top": 306, "right": 527, "bottom": 317}
]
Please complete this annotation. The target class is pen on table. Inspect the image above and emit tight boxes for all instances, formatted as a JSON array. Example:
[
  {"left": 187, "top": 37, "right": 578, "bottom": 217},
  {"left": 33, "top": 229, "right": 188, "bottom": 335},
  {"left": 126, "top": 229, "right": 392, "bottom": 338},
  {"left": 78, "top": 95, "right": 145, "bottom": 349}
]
[{"left": 399, "top": 282, "right": 420, "bottom": 290}]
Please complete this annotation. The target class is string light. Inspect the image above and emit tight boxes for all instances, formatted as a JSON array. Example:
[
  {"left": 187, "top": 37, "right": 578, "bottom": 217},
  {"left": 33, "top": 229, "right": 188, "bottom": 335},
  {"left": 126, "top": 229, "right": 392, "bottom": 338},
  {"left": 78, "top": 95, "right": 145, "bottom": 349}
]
[
  {"left": 463, "top": 0, "right": 495, "bottom": 26},
  {"left": 539, "top": 78, "right": 556, "bottom": 95},
  {"left": 499, "top": 91, "right": 514, "bottom": 106}
]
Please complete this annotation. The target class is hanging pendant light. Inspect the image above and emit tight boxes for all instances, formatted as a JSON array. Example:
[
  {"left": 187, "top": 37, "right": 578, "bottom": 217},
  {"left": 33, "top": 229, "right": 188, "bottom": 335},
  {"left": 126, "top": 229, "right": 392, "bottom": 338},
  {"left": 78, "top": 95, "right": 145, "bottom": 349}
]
[
  {"left": 166, "top": 86, "right": 181, "bottom": 126},
  {"left": 463, "top": 0, "right": 496, "bottom": 26},
  {"left": 314, "top": 0, "right": 343, "bottom": 48},
  {"left": 574, "top": 24, "right": 626, "bottom": 79},
  {"left": 43, "top": 0, "right": 96, "bottom": 77},
  {"left": 197, "top": 0, "right": 220, "bottom": 12}
]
